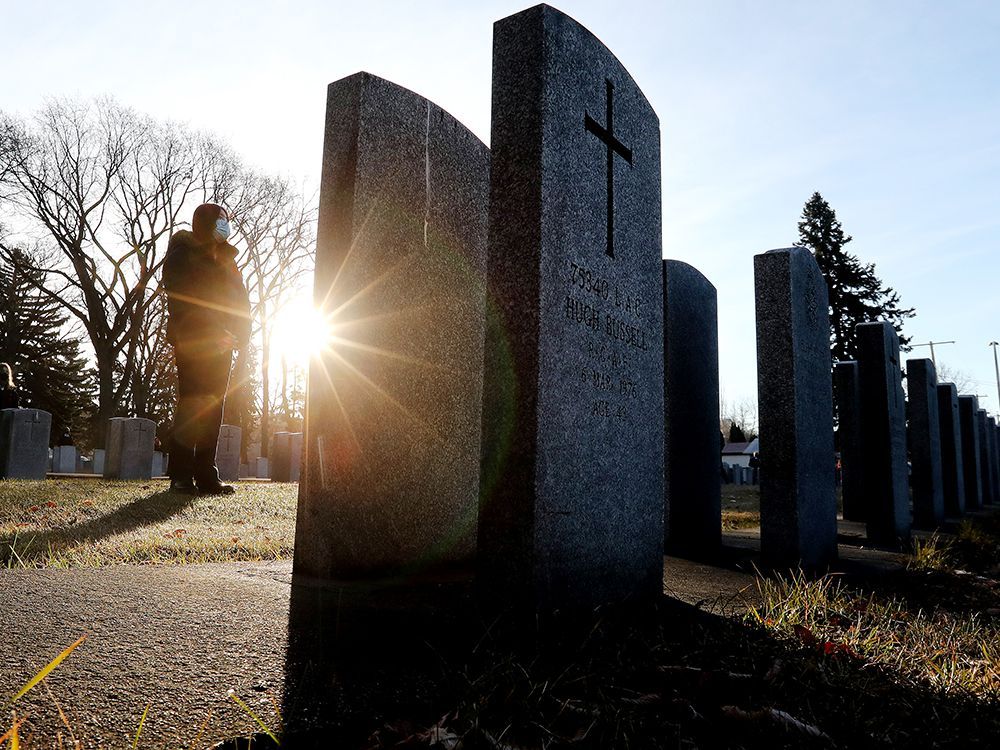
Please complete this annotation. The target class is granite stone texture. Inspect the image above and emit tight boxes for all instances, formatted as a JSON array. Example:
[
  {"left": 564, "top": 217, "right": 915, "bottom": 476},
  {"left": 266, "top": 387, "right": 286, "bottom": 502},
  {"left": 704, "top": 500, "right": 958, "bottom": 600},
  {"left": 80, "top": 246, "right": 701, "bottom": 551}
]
[
  {"left": 986, "top": 417, "right": 1000, "bottom": 503},
  {"left": 906, "top": 359, "right": 944, "bottom": 527},
  {"left": 51, "top": 445, "right": 77, "bottom": 474},
  {"left": 936, "top": 383, "right": 965, "bottom": 516},
  {"left": 92, "top": 449, "right": 106, "bottom": 476},
  {"left": 256, "top": 457, "right": 270, "bottom": 479},
  {"left": 0, "top": 409, "right": 51, "bottom": 480},
  {"left": 216, "top": 425, "right": 241, "bottom": 482},
  {"left": 958, "top": 396, "right": 982, "bottom": 510},
  {"left": 296, "top": 71, "right": 489, "bottom": 580},
  {"left": 856, "top": 322, "right": 910, "bottom": 544},
  {"left": 273, "top": 432, "right": 303, "bottom": 483},
  {"left": 103, "top": 417, "right": 156, "bottom": 481},
  {"left": 478, "top": 5, "right": 665, "bottom": 610},
  {"left": 152, "top": 451, "right": 165, "bottom": 478},
  {"left": 663, "top": 260, "right": 720, "bottom": 556},
  {"left": 754, "top": 247, "right": 837, "bottom": 568},
  {"left": 834, "top": 361, "right": 864, "bottom": 522},
  {"left": 977, "top": 410, "right": 993, "bottom": 507}
]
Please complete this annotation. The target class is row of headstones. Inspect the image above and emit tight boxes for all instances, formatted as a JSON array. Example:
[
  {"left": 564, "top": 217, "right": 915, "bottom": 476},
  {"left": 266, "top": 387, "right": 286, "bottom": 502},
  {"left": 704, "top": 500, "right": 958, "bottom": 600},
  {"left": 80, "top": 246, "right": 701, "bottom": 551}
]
[
  {"left": 279, "top": 6, "right": 996, "bottom": 610},
  {"left": 291, "top": 7, "right": 842, "bottom": 609},
  {"left": 837, "top": 342, "right": 1000, "bottom": 533},
  {"left": 722, "top": 464, "right": 758, "bottom": 486},
  {"left": 0, "top": 411, "right": 304, "bottom": 483}
]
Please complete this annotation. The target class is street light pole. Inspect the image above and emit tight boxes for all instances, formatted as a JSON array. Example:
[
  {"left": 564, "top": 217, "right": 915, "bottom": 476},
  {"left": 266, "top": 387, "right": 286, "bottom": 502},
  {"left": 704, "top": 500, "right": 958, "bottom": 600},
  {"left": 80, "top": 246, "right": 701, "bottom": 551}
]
[{"left": 911, "top": 340, "right": 956, "bottom": 368}]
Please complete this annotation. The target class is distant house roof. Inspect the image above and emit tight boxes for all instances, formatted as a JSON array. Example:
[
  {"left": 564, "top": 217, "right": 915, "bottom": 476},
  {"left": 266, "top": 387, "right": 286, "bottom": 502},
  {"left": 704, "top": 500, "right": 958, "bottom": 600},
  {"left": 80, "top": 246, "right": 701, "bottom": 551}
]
[
  {"left": 722, "top": 441, "right": 751, "bottom": 455},
  {"left": 722, "top": 439, "right": 759, "bottom": 455}
]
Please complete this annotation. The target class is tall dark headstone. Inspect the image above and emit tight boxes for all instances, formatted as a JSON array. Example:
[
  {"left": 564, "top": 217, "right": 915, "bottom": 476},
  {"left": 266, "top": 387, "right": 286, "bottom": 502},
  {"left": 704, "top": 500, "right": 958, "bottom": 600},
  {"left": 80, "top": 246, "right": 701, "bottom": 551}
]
[
  {"left": 856, "top": 322, "right": 909, "bottom": 544},
  {"left": 936, "top": 383, "right": 965, "bottom": 516},
  {"left": 663, "top": 260, "right": 720, "bottom": 556},
  {"left": 754, "top": 247, "right": 836, "bottom": 568},
  {"left": 986, "top": 417, "right": 1000, "bottom": 503},
  {"left": 958, "top": 396, "right": 982, "bottom": 510},
  {"left": 296, "top": 72, "right": 489, "bottom": 580},
  {"left": 479, "top": 5, "right": 665, "bottom": 610},
  {"left": 833, "top": 361, "right": 864, "bottom": 522},
  {"left": 905, "top": 359, "right": 944, "bottom": 527},
  {"left": 977, "top": 409, "right": 993, "bottom": 507}
]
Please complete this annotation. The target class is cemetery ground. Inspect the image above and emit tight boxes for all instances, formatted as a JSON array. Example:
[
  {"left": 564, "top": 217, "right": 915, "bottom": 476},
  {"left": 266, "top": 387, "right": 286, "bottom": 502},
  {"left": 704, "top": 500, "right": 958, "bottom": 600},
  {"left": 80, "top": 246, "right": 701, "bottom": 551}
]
[{"left": 0, "top": 483, "right": 997, "bottom": 748}]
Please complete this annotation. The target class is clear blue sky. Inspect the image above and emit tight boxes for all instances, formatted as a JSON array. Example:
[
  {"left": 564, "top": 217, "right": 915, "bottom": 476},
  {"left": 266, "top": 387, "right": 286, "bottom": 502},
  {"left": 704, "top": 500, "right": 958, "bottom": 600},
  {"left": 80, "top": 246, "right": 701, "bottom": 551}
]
[{"left": 4, "top": 0, "right": 1000, "bottom": 412}]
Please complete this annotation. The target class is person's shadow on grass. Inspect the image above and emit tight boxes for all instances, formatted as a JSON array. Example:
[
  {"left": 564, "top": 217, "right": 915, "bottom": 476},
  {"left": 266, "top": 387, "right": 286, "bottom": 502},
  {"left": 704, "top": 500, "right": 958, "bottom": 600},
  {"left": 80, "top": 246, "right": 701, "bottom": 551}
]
[{"left": 2, "top": 488, "right": 196, "bottom": 566}]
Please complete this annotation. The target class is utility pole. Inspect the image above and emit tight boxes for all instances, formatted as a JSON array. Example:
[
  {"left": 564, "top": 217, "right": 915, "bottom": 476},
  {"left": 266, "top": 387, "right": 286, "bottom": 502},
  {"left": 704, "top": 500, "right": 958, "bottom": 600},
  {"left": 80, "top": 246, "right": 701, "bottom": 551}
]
[
  {"left": 990, "top": 341, "right": 1000, "bottom": 417},
  {"left": 910, "top": 340, "right": 955, "bottom": 368}
]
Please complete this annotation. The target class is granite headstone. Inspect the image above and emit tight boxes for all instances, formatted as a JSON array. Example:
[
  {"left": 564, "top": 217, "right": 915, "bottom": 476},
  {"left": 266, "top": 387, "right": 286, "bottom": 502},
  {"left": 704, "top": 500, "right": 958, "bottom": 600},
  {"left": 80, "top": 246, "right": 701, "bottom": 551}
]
[
  {"left": 103, "top": 417, "right": 156, "bottom": 480},
  {"left": 958, "top": 396, "right": 982, "bottom": 510},
  {"left": 977, "top": 410, "right": 993, "bottom": 507},
  {"left": 255, "top": 456, "right": 270, "bottom": 479},
  {"left": 273, "top": 432, "right": 303, "bottom": 483},
  {"left": 936, "top": 383, "right": 965, "bottom": 516},
  {"left": 834, "top": 361, "right": 864, "bottom": 522},
  {"left": 986, "top": 417, "right": 1000, "bottom": 503},
  {"left": 754, "top": 247, "right": 837, "bottom": 567},
  {"left": 216, "top": 424, "right": 241, "bottom": 482},
  {"left": 662, "top": 260, "right": 720, "bottom": 556},
  {"left": 295, "top": 71, "right": 489, "bottom": 580},
  {"left": 0, "top": 409, "right": 52, "bottom": 480},
  {"left": 906, "top": 359, "right": 944, "bottom": 527},
  {"left": 478, "top": 5, "right": 665, "bottom": 609},
  {"left": 856, "top": 322, "right": 910, "bottom": 544},
  {"left": 51, "top": 445, "right": 77, "bottom": 474}
]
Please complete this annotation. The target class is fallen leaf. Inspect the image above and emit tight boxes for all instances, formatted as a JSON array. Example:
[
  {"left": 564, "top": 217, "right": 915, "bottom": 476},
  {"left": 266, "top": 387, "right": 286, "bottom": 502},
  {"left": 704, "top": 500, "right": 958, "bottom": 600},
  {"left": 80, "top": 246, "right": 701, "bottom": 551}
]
[
  {"left": 793, "top": 624, "right": 817, "bottom": 647},
  {"left": 45, "top": 501, "right": 57, "bottom": 508}
]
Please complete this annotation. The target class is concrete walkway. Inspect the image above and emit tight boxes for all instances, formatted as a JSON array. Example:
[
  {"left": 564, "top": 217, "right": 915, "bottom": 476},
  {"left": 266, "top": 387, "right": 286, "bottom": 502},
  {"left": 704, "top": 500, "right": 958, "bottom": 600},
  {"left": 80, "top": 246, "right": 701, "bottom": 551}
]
[{"left": 0, "top": 517, "right": 944, "bottom": 747}]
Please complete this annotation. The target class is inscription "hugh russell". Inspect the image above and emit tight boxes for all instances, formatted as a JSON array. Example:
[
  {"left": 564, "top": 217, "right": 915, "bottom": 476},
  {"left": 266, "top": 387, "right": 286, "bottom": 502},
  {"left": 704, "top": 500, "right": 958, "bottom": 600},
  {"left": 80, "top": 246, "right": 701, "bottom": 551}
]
[{"left": 565, "top": 295, "right": 649, "bottom": 351}]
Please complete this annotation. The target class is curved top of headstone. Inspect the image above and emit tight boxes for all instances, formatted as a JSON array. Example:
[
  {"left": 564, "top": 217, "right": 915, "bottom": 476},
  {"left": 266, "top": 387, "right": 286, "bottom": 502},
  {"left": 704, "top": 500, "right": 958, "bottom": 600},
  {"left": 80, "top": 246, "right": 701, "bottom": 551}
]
[
  {"left": 329, "top": 71, "right": 488, "bottom": 151},
  {"left": 663, "top": 259, "right": 717, "bottom": 295},
  {"left": 499, "top": 5, "right": 657, "bottom": 117}
]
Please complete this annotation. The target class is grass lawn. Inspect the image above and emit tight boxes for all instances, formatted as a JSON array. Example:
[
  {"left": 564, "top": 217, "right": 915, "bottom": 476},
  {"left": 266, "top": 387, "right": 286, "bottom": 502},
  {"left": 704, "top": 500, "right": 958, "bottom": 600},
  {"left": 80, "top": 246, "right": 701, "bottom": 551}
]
[
  {"left": 0, "top": 479, "right": 297, "bottom": 568},
  {"left": 721, "top": 484, "right": 760, "bottom": 529}
]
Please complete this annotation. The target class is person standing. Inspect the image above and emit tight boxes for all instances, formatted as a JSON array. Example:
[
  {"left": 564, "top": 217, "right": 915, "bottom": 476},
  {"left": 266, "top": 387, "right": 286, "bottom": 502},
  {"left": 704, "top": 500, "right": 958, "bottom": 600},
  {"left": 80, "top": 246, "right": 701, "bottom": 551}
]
[
  {"left": 0, "top": 363, "right": 21, "bottom": 410},
  {"left": 162, "top": 204, "right": 250, "bottom": 495}
]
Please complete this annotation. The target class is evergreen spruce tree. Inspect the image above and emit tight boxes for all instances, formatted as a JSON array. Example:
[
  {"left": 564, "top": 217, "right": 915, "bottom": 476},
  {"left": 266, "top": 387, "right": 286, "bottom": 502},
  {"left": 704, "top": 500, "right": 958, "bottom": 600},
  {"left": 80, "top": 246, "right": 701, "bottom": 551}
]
[
  {"left": 0, "top": 248, "right": 96, "bottom": 445},
  {"left": 797, "top": 192, "right": 915, "bottom": 363}
]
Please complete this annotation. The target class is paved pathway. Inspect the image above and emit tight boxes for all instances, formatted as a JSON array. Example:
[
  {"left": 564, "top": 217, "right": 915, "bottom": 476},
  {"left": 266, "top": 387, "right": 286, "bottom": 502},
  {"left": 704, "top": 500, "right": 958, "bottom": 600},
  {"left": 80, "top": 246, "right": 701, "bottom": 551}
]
[{"left": 0, "top": 519, "right": 928, "bottom": 747}]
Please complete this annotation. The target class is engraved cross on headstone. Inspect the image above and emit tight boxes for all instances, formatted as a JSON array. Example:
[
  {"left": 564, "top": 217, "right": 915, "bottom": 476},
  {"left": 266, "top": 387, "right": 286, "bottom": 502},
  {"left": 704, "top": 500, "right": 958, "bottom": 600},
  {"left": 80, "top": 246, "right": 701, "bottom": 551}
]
[{"left": 584, "top": 79, "right": 633, "bottom": 259}]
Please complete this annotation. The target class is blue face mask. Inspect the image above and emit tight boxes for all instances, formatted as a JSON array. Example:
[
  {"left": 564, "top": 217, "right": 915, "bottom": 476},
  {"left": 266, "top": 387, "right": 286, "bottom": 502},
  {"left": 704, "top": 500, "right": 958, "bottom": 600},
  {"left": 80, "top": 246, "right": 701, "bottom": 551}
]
[{"left": 213, "top": 218, "right": 231, "bottom": 242}]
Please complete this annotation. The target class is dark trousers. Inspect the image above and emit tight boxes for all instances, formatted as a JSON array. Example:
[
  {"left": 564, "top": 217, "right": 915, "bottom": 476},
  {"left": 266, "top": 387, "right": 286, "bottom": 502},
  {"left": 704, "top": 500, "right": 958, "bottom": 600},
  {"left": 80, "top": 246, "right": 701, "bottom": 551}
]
[{"left": 169, "top": 344, "right": 233, "bottom": 485}]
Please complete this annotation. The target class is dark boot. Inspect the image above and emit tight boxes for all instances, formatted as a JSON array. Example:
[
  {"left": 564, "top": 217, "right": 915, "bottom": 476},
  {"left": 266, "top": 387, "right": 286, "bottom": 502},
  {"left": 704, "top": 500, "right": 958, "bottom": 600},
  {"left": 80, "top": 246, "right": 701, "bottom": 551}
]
[
  {"left": 169, "top": 478, "right": 198, "bottom": 494},
  {"left": 198, "top": 479, "right": 236, "bottom": 495}
]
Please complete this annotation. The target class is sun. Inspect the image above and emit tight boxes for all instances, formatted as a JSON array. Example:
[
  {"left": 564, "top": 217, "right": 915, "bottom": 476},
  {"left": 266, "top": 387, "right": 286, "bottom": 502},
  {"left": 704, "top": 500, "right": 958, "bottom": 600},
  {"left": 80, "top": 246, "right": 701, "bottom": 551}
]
[{"left": 268, "top": 299, "right": 334, "bottom": 370}]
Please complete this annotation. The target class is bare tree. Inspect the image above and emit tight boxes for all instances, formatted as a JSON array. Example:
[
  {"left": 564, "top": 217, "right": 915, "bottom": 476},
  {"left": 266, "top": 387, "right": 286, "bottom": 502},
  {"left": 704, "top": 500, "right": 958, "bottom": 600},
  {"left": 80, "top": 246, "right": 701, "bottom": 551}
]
[
  {"left": 0, "top": 98, "right": 239, "bottom": 439},
  {"left": 227, "top": 172, "right": 316, "bottom": 458},
  {"left": 935, "top": 362, "right": 979, "bottom": 395},
  {"left": 720, "top": 394, "right": 759, "bottom": 442}
]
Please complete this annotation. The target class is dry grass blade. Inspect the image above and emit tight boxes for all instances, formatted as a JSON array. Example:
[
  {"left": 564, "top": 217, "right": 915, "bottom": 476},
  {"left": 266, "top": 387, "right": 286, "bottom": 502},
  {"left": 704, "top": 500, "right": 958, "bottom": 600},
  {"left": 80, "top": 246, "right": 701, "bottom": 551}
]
[
  {"left": 132, "top": 702, "right": 151, "bottom": 749},
  {"left": 228, "top": 691, "right": 279, "bottom": 746},
  {"left": 0, "top": 713, "right": 25, "bottom": 749},
  {"left": 721, "top": 705, "right": 834, "bottom": 744},
  {"left": 5, "top": 635, "right": 87, "bottom": 708}
]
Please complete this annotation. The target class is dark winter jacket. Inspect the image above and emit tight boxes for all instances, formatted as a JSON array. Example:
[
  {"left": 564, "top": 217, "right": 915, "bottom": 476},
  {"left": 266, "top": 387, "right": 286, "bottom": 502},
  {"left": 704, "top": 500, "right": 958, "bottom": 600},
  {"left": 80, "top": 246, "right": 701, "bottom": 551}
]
[
  {"left": 162, "top": 230, "right": 251, "bottom": 350},
  {"left": 0, "top": 388, "right": 20, "bottom": 410}
]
